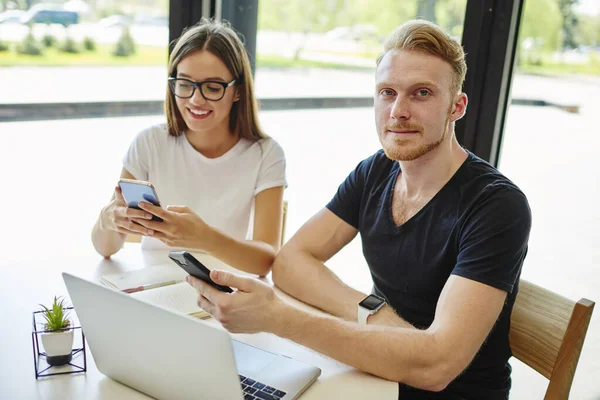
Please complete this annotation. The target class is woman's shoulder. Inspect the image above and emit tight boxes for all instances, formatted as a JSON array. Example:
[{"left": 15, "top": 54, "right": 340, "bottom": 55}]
[
  {"left": 135, "top": 123, "right": 168, "bottom": 140},
  {"left": 130, "top": 123, "right": 172, "bottom": 149},
  {"left": 254, "top": 136, "right": 285, "bottom": 159}
]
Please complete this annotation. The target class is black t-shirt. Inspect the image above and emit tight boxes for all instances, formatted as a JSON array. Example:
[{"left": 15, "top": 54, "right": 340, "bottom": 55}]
[{"left": 326, "top": 150, "right": 531, "bottom": 400}]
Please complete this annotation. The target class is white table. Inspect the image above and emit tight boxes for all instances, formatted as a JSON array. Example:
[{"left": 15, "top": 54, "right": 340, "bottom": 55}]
[{"left": 0, "top": 246, "right": 397, "bottom": 399}]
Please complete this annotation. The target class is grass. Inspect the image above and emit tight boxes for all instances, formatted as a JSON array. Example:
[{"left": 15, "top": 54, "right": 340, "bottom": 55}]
[
  {"left": 517, "top": 53, "right": 600, "bottom": 76},
  {"left": 519, "top": 61, "right": 600, "bottom": 76},
  {"left": 0, "top": 44, "right": 598, "bottom": 77},
  {"left": 0, "top": 43, "right": 167, "bottom": 66}
]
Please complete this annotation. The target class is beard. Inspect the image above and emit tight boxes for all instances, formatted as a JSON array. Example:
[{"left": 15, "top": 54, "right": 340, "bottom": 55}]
[{"left": 380, "top": 110, "right": 452, "bottom": 162}]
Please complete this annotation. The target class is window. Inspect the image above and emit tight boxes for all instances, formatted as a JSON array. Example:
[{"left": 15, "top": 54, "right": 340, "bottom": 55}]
[
  {"left": 254, "top": 0, "right": 467, "bottom": 99},
  {"left": 0, "top": 0, "right": 169, "bottom": 106},
  {"left": 498, "top": 0, "right": 599, "bottom": 398}
]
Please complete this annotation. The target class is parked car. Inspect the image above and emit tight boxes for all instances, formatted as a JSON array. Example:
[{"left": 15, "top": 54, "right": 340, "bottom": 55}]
[
  {"left": 0, "top": 10, "right": 25, "bottom": 24},
  {"left": 20, "top": 7, "right": 79, "bottom": 26},
  {"left": 97, "top": 15, "right": 131, "bottom": 29}
]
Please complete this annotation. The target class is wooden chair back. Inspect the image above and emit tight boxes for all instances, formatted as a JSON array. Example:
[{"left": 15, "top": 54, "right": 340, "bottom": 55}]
[{"left": 510, "top": 279, "right": 595, "bottom": 399}]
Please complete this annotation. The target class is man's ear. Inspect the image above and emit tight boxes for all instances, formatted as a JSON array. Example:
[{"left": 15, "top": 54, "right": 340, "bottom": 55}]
[{"left": 449, "top": 93, "right": 468, "bottom": 122}]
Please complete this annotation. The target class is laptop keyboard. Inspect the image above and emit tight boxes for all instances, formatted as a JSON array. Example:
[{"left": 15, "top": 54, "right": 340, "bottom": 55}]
[{"left": 239, "top": 374, "right": 287, "bottom": 400}]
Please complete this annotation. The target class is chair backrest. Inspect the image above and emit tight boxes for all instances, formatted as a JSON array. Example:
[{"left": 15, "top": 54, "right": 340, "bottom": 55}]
[
  {"left": 125, "top": 233, "right": 142, "bottom": 243},
  {"left": 126, "top": 200, "right": 289, "bottom": 247},
  {"left": 281, "top": 200, "right": 288, "bottom": 247},
  {"left": 509, "top": 279, "right": 595, "bottom": 399}
]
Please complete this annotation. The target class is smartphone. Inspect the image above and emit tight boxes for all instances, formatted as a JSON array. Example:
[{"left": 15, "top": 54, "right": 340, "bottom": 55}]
[
  {"left": 118, "top": 178, "right": 163, "bottom": 222},
  {"left": 168, "top": 251, "right": 233, "bottom": 293}
]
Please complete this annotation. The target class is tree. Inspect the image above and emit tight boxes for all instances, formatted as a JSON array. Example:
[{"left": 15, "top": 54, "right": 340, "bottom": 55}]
[
  {"left": 558, "top": 0, "right": 580, "bottom": 49},
  {"left": 576, "top": 13, "right": 600, "bottom": 47},
  {"left": 518, "top": 0, "right": 562, "bottom": 58},
  {"left": 416, "top": 0, "right": 437, "bottom": 23}
]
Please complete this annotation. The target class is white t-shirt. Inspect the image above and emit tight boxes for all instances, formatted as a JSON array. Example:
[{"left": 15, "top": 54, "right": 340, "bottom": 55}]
[{"left": 123, "top": 123, "right": 287, "bottom": 249}]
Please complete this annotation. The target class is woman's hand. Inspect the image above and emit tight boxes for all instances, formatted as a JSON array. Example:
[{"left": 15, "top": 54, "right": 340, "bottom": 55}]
[
  {"left": 101, "top": 186, "right": 155, "bottom": 236},
  {"left": 132, "top": 203, "right": 215, "bottom": 250}
]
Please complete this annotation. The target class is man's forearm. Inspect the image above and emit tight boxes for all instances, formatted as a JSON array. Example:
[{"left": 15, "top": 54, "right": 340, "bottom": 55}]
[
  {"left": 273, "top": 248, "right": 414, "bottom": 328},
  {"left": 270, "top": 303, "right": 450, "bottom": 391},
  {"left": 272, "top": 248, "right": 366, "bottom": 320}
]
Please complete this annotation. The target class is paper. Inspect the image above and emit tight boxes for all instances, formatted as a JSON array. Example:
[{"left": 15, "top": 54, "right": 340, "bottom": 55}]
[
  {"left": 101, "top": 264, "right": 188, "bottom": 291},
  {"left": 130, "top": 282, "right": 209, "bottom": 319}
]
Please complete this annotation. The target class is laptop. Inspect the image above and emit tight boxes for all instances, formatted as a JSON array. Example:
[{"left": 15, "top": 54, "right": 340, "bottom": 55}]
[{"left": 62, "top": 272, "right": 321, "bottom": 400}]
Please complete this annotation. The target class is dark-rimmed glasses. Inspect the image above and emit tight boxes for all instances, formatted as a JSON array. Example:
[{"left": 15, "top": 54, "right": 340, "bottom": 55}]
[{"left": 168, "top": 77, "right": 237, "bottom": 101}]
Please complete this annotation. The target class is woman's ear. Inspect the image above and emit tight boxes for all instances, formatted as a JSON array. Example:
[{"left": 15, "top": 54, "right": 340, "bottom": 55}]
[{"left": 233, "top": 87, "right": 240, "bottom": 102}]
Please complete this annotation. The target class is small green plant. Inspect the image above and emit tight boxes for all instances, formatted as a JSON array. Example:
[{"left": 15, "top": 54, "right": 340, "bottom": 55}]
[
  {"left": 60, "top": 37, "right": 81, "bottom": 54},
  {"left": 39, "top": 296, "right": 71, "bottom": 331},
  {"left": 113, "top": 27, "right": 136, "bottom": 57},
  {"left": 17, "top": 31, "right": 43, "bottom": 56},
  {"left": 42, "top": 34, "right": 57, "bottom": 48},
  {"left": 83, "top": 36, "right": 96, "bottom": 51}
]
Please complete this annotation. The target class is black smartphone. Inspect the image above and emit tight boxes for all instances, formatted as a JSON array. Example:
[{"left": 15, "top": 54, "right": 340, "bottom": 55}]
[
  {"left": 118, "top": 178, "right": 163, "bottom": 222},
  {"left": 168, "top": 251, "right": 233, "bottom": 293}
]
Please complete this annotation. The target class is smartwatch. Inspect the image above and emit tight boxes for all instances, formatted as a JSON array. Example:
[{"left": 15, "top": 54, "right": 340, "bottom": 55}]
[{"left": 357, "top": 294, "right": 387, "bottom": 324}]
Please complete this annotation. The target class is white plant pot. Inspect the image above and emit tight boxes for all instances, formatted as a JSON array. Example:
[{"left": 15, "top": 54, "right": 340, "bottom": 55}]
[{"left": 41, "top": 327, "right": 74, "bottom": 366}]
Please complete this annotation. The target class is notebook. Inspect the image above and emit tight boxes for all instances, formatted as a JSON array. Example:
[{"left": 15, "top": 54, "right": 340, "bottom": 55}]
[{"left": 101, "top": 264, "right": 209, "bottom": 319}]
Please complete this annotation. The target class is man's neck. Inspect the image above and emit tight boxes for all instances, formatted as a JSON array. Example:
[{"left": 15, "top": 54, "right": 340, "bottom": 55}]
[{"left": 396, "top": 137, "right": 468, "bottom": 199}]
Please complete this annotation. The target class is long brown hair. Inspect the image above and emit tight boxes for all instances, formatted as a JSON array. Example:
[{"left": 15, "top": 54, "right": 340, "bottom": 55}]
[{"left": 164, "top": 18, "right": 266, "bottom": 140}]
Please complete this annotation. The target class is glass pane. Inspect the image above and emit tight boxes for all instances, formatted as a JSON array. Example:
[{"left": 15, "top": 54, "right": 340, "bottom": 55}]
[
  {"left": 0, "top": 108, "right": 378, "bottom": 279},
  {"left": 255, "top": 0, "right": 467, "bottom": 98},
  {"left": 0, "top": 0, "right": 169, "bottom": 104},
  {"left": 499, "top": 0, "right": 599, "bottom": 398}
]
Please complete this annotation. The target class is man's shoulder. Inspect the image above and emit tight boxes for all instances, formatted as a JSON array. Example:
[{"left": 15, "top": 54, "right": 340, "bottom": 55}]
[
  {"left": 463, "top": 152, "right": 525, "bottom": 195},
  {"left": 459, "top": 152, "right": 530, "bottom": 218}
]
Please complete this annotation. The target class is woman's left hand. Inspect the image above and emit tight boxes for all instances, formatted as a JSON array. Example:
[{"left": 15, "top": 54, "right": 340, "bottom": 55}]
[{"left": 132, "top": 202, "right": 215, "bottom": 250}]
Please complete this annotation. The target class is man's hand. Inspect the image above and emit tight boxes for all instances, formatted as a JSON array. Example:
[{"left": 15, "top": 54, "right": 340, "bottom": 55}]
[
  {"left": 132, "top": 203, "right": 215, "bottom": 250},
  {"left": 186, "top": 270, "right": 287, "bottom": 334}
]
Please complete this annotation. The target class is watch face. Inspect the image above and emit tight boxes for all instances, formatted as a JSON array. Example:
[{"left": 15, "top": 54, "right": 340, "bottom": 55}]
[{"left": 359, "top": 294, "right": 385, "bottom": 311}]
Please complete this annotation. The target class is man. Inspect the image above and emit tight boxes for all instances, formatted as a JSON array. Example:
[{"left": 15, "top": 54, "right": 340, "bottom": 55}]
[{"left": 186, "top": 19, "right": 531, "bottom": 399}]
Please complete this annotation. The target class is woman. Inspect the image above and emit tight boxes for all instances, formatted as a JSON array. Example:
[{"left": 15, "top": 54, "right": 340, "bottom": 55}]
[{"left": 91, "top": 19, "right": 286, "bottom": 276}]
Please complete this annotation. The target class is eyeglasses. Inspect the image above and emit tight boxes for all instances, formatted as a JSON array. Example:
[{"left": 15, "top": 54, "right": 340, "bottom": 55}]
[{"left": 168, "top": 77, "right": 237, "bottom": 101}]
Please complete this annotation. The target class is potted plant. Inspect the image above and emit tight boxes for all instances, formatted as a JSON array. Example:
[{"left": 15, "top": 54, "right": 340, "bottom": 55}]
[{"left": 38, "top": 296, "right": 74, "bottom": 366}]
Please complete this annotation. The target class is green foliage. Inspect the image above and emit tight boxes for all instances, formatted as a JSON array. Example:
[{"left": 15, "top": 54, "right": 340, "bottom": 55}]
[
  {"left": 113, "top": 27, "right": 136, "bottom": 57},
  {"left": 558, "top": 0, "right": 580, "bottom": 49},
  {"left": 16, "top": 31, "right": 43, "bottom": 56},
  {"left": 0, "top": 40, "right": 8, "bottom": 52},
  {"left": 83, "top": 36, "right": 97, "bottom": 52},
  {"left": 518, "top": 0, "right": 563, "bottom": 66},
  {"left": 42, "top": 34, "right": 57, "bottom": 48},
  {"left": 576, "top": 14, "right": 600, "bottom": 47},
  {"left": 39, "top": 296, "right": 71, "bottom": 331},
  {"left": 416, "top": 0, "right": 437, "bottom": 23},
  {"left": 60, "top": 37, "right": 81, "bottom": 54},
  {"left": 257, "top": 0, "right": 467, "bottom": 38}
]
